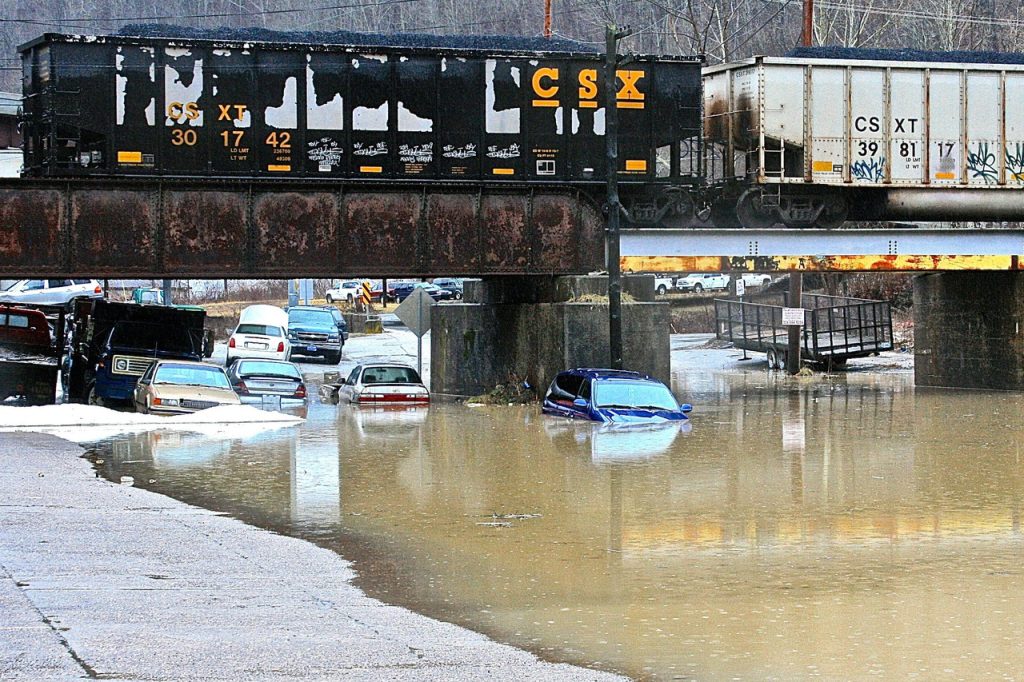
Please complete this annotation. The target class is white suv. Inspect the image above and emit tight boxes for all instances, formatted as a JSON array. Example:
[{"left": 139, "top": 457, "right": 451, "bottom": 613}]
[
  {"left": 226, "top": 304, "right": 291, "bottom": 366},
  {"left": 0, "top": 279, "right": 103, "bottom": 307}
]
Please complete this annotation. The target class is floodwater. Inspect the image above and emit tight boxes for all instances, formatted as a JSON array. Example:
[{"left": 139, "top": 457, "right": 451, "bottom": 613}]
[{"left": 87, "top": 355, "right": 1024, "bottom": 681}]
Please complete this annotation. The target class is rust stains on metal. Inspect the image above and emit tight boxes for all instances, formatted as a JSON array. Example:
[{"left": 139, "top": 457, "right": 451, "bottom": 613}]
[
  {"left": 0, "top": 178, "right": 607, "bottom": 277},
  {"left": 255, "top": 192, "right": 339, "bottom": 275},
  {"left": 425, "top": 194, "right": 479, "bottom": 272},
  {"left": 164, "top": 191, "right": 246, "bottom": 274},
  {"left": 344, "top": 192, "right": 422, "bottom": 275},
  {"left": 72, "top": 190, "right": 155, "bottom": 274},
  {"left": 480, "top": 195, "right": 530, "bottom": 271},
  {"left": 622, "top": 256, "right": 726, "bottom": 273},
  {"left": 0, "top": 188, "right": 63, "bottom": 274},
  {"left": 532, "top": 193, "right": 602, "bottom": 272}
]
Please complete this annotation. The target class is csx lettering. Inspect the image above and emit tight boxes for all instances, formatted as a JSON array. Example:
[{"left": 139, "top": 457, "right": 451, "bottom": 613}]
[
  {"left": 616, "top": 70, "right": 645, "bottom": 102},
  {"left": 854, "top": 116, "right": 880, "bottom": 133},
  {"left": 578, "top": 69, "right": 598, "bottom": 100},
  {"left": 893, "top": 117, "right": 919, "bottom": 133},
  {"left": 217, "top": 104, "right": 249, "bottom": 121},
  {"left": 167, "top": 101, "right": 200, "bottom": 121},
  {"left": 531, "top": 68, "right": 559, "bottom": 99}
]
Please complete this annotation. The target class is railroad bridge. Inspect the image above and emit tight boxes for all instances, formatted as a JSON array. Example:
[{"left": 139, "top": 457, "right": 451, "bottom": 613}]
[{"left": 1, "top": 177, "right": 1022, "bottom": 393}]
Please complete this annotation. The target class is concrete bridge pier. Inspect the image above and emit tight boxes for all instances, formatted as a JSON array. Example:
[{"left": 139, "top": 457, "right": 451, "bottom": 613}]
[
  {"left": 914, "top": 272, "right": 1024, "bottom": 390},
  {"left": 430, "top": 275, "right": 670, "bottom": 397}
]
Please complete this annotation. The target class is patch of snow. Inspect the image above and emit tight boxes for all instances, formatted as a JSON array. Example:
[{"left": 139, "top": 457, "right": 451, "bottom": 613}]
[{"left": 0, "top": 404, "right": 303, "bottom": 443}]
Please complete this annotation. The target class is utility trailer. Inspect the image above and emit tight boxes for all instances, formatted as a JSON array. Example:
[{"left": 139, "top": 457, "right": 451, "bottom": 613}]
[{"left": 714, "top": 293, "right": 894, "bottom": 369}]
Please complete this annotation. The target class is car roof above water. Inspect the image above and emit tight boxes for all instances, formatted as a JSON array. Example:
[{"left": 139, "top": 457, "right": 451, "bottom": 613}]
[{"left": 560, "top": 368, "right": 655, "bottom": 381}]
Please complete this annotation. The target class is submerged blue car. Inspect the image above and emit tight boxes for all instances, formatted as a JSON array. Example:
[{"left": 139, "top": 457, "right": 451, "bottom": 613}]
[{"left": 541, "top": 368, "right": 692, "bottom": 424}]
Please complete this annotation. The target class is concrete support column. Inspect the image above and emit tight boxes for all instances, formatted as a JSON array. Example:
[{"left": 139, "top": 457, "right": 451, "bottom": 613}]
[
  {"left": 914, "top": 272, "right": 1024, "bottom": 390},
  {"left": 430, "top": 275, "right": 669, "bottom": 397}
]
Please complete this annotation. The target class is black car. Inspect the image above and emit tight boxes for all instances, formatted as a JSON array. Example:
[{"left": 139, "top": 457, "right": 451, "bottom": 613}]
[
  {"left": 432, "top": 278, "right": 464, "bottom": 300},
  {"left": 390, "top": 282, "right": 419, "bottom": 302},
  {"left": 392, "top": 283, "right": 453, "bottom": 303},
  {"left": 287, "top": 305, "right": 344, "bottom": 364}
]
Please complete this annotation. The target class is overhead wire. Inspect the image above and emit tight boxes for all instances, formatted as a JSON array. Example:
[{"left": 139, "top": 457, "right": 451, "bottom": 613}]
[{"left": 0, "top": 0, "right": 425, "bottom": 26}]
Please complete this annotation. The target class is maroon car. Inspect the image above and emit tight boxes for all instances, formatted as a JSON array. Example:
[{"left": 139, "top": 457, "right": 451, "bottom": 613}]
[{"left": 0, "top": 305, "right": 51, "bottom": 348}]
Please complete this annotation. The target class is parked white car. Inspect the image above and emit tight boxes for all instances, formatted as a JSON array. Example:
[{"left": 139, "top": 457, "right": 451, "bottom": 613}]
[
  {"left": 226, "top": 304, "right": 291, "bottom": 366},
  {"left": 675, "top": 273, "right": 730, "bottom": 293},
  {"left": 740, "top": 273, "right": 774, "bottom": 288},
  {"left": 0, "top": 279, "right": 103, "bottom": 307}
]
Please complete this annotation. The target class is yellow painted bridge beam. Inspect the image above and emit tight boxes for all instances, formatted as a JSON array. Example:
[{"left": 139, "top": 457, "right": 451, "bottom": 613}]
[{"left": 622, "top": 254, "right": 1021, "bottom": 273}]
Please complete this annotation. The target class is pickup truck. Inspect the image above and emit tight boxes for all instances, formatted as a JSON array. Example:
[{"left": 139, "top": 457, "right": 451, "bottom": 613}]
[
  {"left": 740, "top": 273, "right": 774, "bottom": 288},
  {"left": 653, "top": 275, "right": 675, "bottom": 296},
  {"left": 675, "top": 273, "right": 731, "bottom": 293}
]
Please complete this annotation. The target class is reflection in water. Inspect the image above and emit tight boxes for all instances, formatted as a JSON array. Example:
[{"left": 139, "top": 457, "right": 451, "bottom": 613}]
[
  {"left": 543, "top": 419, "right": 691, "bottom": 463},
  {"left": 87, "top": 372, "right": 1024, "bottom": 680}
]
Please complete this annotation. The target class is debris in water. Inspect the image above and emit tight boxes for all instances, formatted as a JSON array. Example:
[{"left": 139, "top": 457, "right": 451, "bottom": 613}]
[
  {"left": 487, "top": 513, "right": 542, "bottom": 520},
  {"left": 466, "top": 373, "right": 536, "bottom": 405},
  {"left": 476, "top": 521, "right": 513, "bottom": 528},
  {"left": 119, "top": 476, "right": 134, "bottom": 486}
]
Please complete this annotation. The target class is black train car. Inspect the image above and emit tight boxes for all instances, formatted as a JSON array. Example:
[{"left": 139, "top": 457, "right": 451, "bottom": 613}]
[{"left": 19, "top": 30, "right": 702, "bottom": 220}]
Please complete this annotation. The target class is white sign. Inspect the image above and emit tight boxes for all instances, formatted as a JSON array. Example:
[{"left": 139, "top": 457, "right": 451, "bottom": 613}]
[
  {"left": 782, "top": 307, "right": 805, "bottom": 326},
  {"left": 735, "top": 279, "right": 746, "bottom": 297}
]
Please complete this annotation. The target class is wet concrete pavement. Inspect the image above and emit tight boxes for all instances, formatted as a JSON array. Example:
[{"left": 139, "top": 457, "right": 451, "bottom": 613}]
[{"left": 0, "top": 429, "right": 624, "bottom": 680}]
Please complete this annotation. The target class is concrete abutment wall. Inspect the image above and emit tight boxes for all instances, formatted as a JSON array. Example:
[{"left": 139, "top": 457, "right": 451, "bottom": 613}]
[
  {"left": 431, "top": 275, "right": 670, "bottom": 397},
  {"left": 914, "top": 272, "right": 1024, "bottom": 390}
]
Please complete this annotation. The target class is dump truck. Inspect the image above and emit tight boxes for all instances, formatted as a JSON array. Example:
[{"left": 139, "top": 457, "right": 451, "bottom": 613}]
[
  {"left": 64, "top": 299, "right": 212, "bottom": 405},
  {"left": 714, "top": 293, "right": 894, "bottom": 369}
]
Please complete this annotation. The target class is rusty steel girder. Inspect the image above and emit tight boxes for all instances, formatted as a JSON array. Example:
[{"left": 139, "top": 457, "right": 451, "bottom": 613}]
[{"left": 0, "top": 178, "right": 605, "bottom": 278}]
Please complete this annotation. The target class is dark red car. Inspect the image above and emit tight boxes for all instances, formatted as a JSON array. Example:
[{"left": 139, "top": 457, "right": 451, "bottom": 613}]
[{"left": 0, "top": 306, "right": 51, "bottom": 348}]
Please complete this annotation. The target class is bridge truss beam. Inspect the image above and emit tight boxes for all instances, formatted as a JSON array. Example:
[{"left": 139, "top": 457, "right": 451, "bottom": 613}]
[{"left": 0, "top": 179, "right": 604, "bottom": 279}]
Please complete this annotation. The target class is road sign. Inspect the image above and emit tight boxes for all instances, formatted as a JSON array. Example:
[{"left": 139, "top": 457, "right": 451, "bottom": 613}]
[
  {"left": 735, "top": 279, "right": 746, "bottom": 297},
  {"left": 393, "top": 287, "right": 433, "bottom": 378},
  {"left": 394, "top": 287, "right": 433, "bottom": 337},
  {"left": 360, "top": 280, "right": 372, "bottom": 306}
]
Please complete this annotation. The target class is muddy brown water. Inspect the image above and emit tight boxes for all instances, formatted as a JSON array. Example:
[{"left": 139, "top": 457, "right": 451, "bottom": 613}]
[{"left": 87, "top": 365, "right": 1024, "bottom": 681}]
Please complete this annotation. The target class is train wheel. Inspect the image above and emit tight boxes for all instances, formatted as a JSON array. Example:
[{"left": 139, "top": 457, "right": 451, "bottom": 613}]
[
  {"left": 736, "top": 189, "right": 777, "bottom": 229},
  {"left": 816, "top": 195, "right": 848, "bottom": 229},
  {"left": 661, "top": 188, "right": 695, "bottom": 227}
]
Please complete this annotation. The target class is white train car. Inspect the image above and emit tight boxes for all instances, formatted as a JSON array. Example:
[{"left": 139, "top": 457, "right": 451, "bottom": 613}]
[{"left": 704, "top": 54, "right": 1024, "bottom": 227}]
